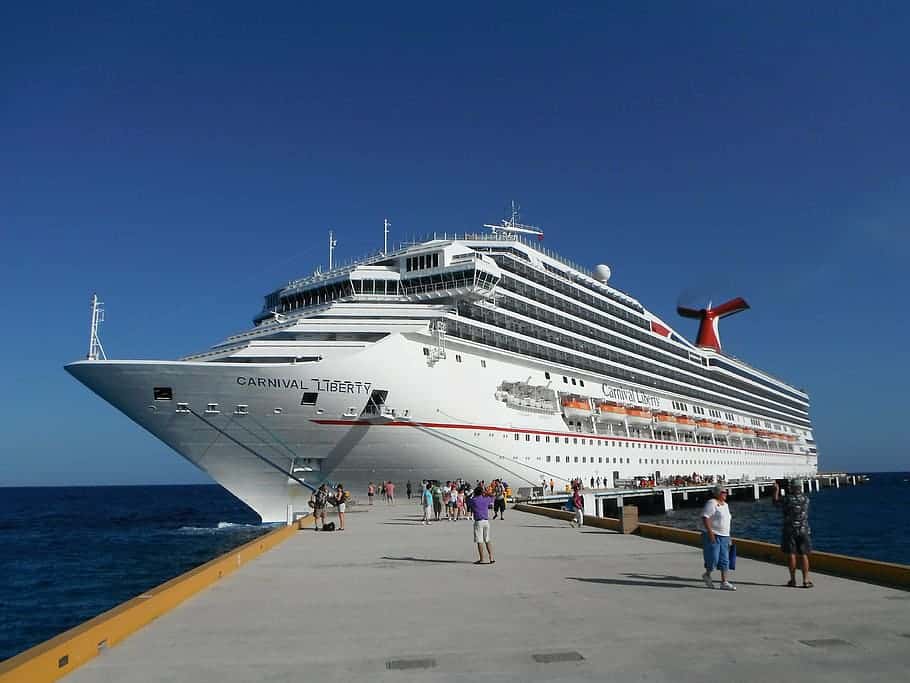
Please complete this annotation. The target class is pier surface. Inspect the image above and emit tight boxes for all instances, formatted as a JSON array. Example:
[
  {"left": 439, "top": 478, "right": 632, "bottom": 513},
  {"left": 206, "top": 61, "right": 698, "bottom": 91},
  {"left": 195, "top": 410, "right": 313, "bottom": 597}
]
[{"left": 66, "top": 502, "right": 910, "bottom": 682}]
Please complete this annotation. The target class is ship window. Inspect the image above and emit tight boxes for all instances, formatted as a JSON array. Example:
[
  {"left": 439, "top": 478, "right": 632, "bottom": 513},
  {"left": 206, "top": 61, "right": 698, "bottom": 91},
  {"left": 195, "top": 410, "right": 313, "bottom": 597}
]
[
  {"left": 300, "top": 392, "right": 318, "bottom": 405},
  {"left": 563, "top": 376, "right": 568, "bottom": 383},
  {"left": 433, "top": 253, "right": 439, "bottom": 267},
  {"left": 176, "top": 402, "right": 190, "bottom": 413},
  {"left": 234, "top": 404, "right": 248, "bottom": 415},
  {"left": 545, "top": 372, "right": 551, "bottom": 380},
  {"left": 556, "top": 456, "right": 560, "bottom": 463},
  {"left": 205, "top": 403, "right": 219, "bottom": 414},
  {"left": 574, "top": 456, "right": 579, "bottom": 463},
  {"left": 423, "top": 347, "right": 430, "bottom": 356},
  {"left": 481, "top": 360, "right": 486, "bottom": 368},
  {"left": 526, "top": 434, "right": 531, "bottom": 441},
  {"left": 515, "top": 434, "right": 520, "bottom": 441},
  {"left": 582, "top": 457, "right": 586, "bottom": 463},
  {"left": 571, "top": 378, "right": 576, "bottom": 385},
  {"left": 535, "top": 435, "right": 540, "bottom": 442},
  {"left": 546, "top": 456, "right": 551, "bottom": 463},
  {"left": 579, "top": 380, "right": 585, "bottom": 387},
  {"left": 154, "top": 387, "right": 173, "bottom": 401},
  {"left": 456, "top": 354, "right": 462, "bottom": 363},
  {"left": 419, "top": 255, "right": 426, "bottom": 269},
  {"left": 564, "top": 437, "right": 569, "bottom": 444}
]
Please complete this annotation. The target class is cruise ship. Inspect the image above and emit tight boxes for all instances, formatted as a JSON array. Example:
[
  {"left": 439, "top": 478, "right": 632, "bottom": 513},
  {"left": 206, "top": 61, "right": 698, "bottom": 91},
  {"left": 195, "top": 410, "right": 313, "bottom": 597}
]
[{"left": 66, "top": 210, "right": 818, "bottom": 522}]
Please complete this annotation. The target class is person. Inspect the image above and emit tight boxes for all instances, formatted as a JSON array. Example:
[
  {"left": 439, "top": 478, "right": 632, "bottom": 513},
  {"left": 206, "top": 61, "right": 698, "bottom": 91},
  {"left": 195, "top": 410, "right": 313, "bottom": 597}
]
[
  {"left": 447, "top": 482, "right": 459, "bottom": 521},
  {"left": 386, "top": 480, "right": 395, "bottom": 505},
  {"left": 774, "top": 479, "right": 814, "bottom": 588},
  {"left": 334, "top": 484, "right": 347, "bottom": 531},
  {"left": 310, "top": 484, "right": 329, "bottom": 531},
  {"left": 421, "top": 483, "right": 433, "bottom": 525},
  {"left": 467, "top": 485, "right": 495, "bottom": 564},
  {"left": 431, "top": 482, "right": 443, "bottom": 521},
  {"left": 367, "top": 481, "right": 375, "bottom": 506},
  {"left": 701, "top": 485, "right": 735, "bottom": 590},
  {"left": 571, "top": 488, "right": 584, "bottom": 528},
  {"left": 492, "top": 480, "right": 506, "bottom": 520},
  {"left": 406, "top": 480, "right": 412, "bottom": 500},
  {"left": 549, "top": 478, "right": 555, "bottom": 495},
  {"left": 590, "top": 476, "right": 595, "bottom": 489}
]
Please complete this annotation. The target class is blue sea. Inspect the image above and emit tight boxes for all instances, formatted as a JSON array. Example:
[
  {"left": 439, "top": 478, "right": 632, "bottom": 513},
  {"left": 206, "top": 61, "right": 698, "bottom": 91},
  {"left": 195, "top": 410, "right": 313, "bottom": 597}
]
[
  {"left": 0, "top": 485, "right": 267, "bottom": 662},
  {"left": 1, "top": 474, "right": 908, "bottom": 662}
]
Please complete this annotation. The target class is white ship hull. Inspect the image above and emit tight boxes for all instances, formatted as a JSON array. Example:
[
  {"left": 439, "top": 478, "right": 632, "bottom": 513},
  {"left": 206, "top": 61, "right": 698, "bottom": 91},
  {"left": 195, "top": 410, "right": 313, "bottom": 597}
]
[{"left": 67, "top": 333, "right": 817, "bottom": 522}]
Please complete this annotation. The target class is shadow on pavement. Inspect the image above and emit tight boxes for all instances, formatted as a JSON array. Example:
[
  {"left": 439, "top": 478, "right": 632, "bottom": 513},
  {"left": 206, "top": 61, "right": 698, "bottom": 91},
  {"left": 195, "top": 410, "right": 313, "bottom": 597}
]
[{"left": 381, "top": 556, "right": 476, "bottom": 565}]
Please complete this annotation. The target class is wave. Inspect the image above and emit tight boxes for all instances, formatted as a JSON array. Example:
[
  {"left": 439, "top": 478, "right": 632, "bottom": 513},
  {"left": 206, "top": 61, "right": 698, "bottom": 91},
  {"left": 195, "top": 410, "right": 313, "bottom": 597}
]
[{"left": 175, "top": 522, "right": 262, "bottom": 534}]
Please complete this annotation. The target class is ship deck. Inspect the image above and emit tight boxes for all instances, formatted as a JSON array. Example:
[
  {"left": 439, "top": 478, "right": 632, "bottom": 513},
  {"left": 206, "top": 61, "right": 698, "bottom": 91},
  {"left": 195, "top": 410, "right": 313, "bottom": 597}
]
[{"left": 64, "top": 501, "right": 910, "bottom": 682}]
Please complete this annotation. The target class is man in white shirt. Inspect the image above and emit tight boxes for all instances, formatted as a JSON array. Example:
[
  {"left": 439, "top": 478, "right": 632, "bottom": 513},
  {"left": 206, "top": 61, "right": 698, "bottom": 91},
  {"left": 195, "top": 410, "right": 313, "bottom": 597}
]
[{"left": 701, "top": 486, "right": 735, "bottom": 591}]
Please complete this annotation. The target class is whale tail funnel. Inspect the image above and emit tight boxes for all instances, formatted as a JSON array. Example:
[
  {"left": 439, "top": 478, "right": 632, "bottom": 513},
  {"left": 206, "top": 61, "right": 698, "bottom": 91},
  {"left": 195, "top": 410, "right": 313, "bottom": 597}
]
[{"left": 677, "top": 297, "right": 750, "bottom": 352}]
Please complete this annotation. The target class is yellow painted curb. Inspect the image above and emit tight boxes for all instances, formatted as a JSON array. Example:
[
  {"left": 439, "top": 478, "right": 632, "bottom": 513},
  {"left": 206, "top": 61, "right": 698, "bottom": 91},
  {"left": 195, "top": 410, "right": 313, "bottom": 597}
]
[
  {"left": 0, "top": 520, "right": 302, "bottom": 683},
  {"left": 515, "top": 504, "right": 910, "bottom": 590}
]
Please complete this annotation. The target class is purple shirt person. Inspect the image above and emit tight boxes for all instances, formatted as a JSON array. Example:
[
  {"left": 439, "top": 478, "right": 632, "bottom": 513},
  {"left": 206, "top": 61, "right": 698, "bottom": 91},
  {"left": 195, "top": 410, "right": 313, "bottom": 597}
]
[{"left": 467, "top": 489, "right": 495, "bottom": 564}]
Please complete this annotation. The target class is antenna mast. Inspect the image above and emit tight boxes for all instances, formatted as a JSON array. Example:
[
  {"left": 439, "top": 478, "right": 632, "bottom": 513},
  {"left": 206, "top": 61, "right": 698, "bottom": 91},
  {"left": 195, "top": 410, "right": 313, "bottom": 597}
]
[
  {"left": 483, "top": 200, "right": 544, "bottom": 240},
  {"left": 87, "top": 293, "right": 106, "bottom": 361},
  {"left": 328, "top": 230, "right": 337, "bottom": 270},
  {"left": 383, "top": 218, "right": 390, "bottom": 255}
]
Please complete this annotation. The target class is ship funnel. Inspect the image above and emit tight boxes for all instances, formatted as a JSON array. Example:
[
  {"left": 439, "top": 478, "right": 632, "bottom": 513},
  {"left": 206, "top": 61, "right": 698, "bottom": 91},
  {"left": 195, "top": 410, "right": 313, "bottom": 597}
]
[{"left": 677, "top": 297, "right": 750, "bottom": 352}]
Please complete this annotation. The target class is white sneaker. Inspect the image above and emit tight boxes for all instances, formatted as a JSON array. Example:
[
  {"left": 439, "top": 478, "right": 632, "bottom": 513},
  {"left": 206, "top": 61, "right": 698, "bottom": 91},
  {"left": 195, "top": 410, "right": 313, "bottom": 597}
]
[
  {"left": 720, "top": 581, "right": 737, "bottom": 591},
  {"left": 701, "top": 571, "right": 714, "bottom": 589}
]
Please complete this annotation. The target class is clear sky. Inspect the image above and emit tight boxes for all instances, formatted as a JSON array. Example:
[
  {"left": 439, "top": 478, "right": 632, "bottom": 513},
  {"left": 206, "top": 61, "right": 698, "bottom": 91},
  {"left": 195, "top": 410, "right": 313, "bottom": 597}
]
[{"left": 2, "top": 2, "right": 907, "bottom": 484}]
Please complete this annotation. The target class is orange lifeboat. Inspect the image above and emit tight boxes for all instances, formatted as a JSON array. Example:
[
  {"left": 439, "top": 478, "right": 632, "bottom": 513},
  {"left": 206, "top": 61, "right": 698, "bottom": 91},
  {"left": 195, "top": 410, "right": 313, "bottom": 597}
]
[
  {"left": 626, "top": 407, "right": 653, "bottom": 427},
  {"left": 654, "top": 412, "right": 677, "bottom": 430},
  {"left": 561, "top": 396, "right": 592, "bottom": 419},
  {"left": 676, "top": 416, "right": 696, "bottom": 433},
  {"left": 596, "top": 402, "right": 627, "bottom": 423},
  {"left": 729, "top": 425, "right": 743, "bottom": 435},
  {"left": 695, "top": 419, "right": 716, "bottom": 434},
  {"left": 714, "top": 423, "right": 730, "bottom": 434},
  {"left": 742, "top": 427, "right": 756, "bottom": 437}
]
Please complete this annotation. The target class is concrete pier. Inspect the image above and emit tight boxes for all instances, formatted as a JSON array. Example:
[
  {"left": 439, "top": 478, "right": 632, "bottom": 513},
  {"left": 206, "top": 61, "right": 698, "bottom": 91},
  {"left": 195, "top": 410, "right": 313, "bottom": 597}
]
[{"left": 54, "top": 502, "right": 910, "bottom": 682}]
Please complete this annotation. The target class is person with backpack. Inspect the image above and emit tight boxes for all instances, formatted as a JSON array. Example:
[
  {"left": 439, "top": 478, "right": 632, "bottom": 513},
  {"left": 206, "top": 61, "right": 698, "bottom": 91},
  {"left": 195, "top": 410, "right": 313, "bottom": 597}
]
[{"left": 310, "top": 484, "right": 328, "bottom": 531}]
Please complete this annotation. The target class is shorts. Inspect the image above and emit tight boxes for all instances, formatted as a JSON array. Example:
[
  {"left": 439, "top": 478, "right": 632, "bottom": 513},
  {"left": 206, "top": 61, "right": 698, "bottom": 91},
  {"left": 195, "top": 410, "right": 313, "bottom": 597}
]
[
  {"left": 702, "top": 532, "right": 730, "bottom": 571},
  {"left": 473, "top": 519, "right": 491, "bottom": 543},
  {"left": 337, "top": 503, "right": 346, "bottom": 513},
  {"left": 494, "top": 499, "right": 506, "bottom": 513},
  {"left": 781, "top": 530, "right": 812, "bottom": 555}
]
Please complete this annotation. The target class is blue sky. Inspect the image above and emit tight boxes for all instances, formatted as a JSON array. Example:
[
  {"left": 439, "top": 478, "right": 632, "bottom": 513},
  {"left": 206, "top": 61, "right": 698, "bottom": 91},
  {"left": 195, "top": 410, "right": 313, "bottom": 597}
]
[{"left": 1, "top": 2, "right": 907, "bottom": 484}]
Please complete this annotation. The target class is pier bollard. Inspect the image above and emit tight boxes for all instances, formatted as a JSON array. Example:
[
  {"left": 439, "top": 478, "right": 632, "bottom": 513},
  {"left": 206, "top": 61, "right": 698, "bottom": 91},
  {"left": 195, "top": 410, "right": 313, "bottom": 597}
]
[
  {"left": 662, "top": 488, "right": 674, "bottom": 512},
  {"left": 620, "top": 505, "right": 639, "bottom": 534},
  {"left": 753, "top": 483, "right": 760, "bottom": 500}
]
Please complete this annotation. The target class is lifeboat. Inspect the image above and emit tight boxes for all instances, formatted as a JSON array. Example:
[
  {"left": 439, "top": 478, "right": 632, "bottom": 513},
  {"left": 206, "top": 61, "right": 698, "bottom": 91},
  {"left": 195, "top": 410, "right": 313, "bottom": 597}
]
[
  {"left": 714, "top": 423, "right": 730, "bottom": 434},
  {"left": 728, "top": 425, "right": 743, "bottom": 435},
  {"left": 596, "top": 402, "right": 627, "bottom": 423},
  {"left": 742, "top": 428, "right": 756, "bottom": 437},
  {"left": 695, "top": 419, "right": 716, "bottom": 435},
  {"left": 560, "top": 396, "right": 592, "bottom": 419},
  {"left": 626, "top": 407, "right": 653, "bottom": 427},
  {"left": 676, "top": 416, "right": 696, "bottom": 432},
  {"left": 654, "top": 412, "right": 677, "bottom": 430}
]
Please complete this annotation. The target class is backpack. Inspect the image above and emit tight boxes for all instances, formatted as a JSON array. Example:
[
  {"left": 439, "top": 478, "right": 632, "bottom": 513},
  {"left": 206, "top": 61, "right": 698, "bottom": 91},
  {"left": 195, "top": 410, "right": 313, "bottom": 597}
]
[{"left": 322, "top": 522, "right": 336, "bottom": 531}]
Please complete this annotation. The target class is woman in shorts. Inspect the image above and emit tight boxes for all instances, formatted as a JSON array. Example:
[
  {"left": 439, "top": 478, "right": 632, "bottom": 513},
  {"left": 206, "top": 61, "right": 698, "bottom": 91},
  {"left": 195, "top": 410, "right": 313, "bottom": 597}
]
[{"left": 335, "top": 484, "right": 346, "bottom": 531}]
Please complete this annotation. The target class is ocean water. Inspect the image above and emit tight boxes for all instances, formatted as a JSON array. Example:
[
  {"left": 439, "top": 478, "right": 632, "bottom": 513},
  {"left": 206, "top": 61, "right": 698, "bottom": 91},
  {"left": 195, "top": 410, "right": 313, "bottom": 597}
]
[
  {"left": 640, "top": 472, "right": 910, "bottom": 565},
  {"left": 1, "top": 476, "right": 908, "bottom": 663},
  {"left": 0, "top": 485, "right": 267, "bottom": 662}
]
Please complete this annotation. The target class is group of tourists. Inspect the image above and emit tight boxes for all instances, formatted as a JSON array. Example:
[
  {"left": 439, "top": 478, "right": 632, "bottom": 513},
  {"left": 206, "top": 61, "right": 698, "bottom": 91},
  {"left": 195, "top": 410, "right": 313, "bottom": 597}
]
[
  {"left": 700, "top": 478, "right": 813, "bottom": 591},
  {"left": 308, "top": 482, "right": 349, "bottom": 531},
  {"left": 416, "top": 478, "right": 508, "bottom": 525},
  {"left": 366, "top": 481, "right": 396, "bottom": 505}
]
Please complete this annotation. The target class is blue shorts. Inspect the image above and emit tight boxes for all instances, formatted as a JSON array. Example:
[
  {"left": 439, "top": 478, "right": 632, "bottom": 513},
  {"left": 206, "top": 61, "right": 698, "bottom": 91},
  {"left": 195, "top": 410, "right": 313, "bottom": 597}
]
[{"left": 702, "top": 532, "right": 730, "bottom": 571}]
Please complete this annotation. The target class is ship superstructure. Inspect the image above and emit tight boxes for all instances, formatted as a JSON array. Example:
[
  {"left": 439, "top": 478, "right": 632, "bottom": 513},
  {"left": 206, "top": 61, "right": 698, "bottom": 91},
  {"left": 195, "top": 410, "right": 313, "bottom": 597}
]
[{"left": 67, "top": 212, "right": 818, "bottom": 521}]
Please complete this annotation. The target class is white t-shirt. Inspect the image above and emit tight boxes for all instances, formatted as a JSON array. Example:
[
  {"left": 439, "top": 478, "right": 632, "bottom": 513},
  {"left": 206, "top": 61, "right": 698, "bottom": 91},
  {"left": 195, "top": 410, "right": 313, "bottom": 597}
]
[{"left": 701, "top": 498, "right": 731, "bottom": 537}]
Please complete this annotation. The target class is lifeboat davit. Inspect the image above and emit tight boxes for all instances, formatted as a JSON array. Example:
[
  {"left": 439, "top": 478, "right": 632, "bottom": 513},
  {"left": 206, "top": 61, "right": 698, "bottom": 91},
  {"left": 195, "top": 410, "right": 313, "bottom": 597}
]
[
  {"left": 561, "top": 396, "right": 592, "bottom": 420},
  {"left": 596, "top": 402, "right": 627, "bottom": 423},
  {"left": 676, "top": 416, "right": 697, "bottom": 433},
  {"left": 626, "top": 407, "right": 653, "bottom": 427}
]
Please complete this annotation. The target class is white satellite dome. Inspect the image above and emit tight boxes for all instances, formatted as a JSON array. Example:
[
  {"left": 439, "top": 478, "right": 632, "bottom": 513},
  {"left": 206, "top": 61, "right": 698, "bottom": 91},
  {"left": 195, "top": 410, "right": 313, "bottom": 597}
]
[{"left": 594, "top": 264, "right": 611, "bottom": 283}]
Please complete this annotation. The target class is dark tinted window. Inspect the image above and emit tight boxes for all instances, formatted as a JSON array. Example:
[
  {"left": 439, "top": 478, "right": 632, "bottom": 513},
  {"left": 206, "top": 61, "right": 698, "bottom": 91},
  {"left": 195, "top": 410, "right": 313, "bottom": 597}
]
[
  {"left": 153, "top": 387, "right": 173, "bottom": 401},
  {"left": 300, "top": 392, "right": 318, "bottom": 405}
]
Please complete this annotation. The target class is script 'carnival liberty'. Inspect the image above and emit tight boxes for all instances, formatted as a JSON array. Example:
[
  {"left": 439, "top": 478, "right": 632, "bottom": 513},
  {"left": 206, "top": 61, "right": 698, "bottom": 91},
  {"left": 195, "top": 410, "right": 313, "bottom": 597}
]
[{"left": 67, "top": 212, "right": 818, "bottom": 522}]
